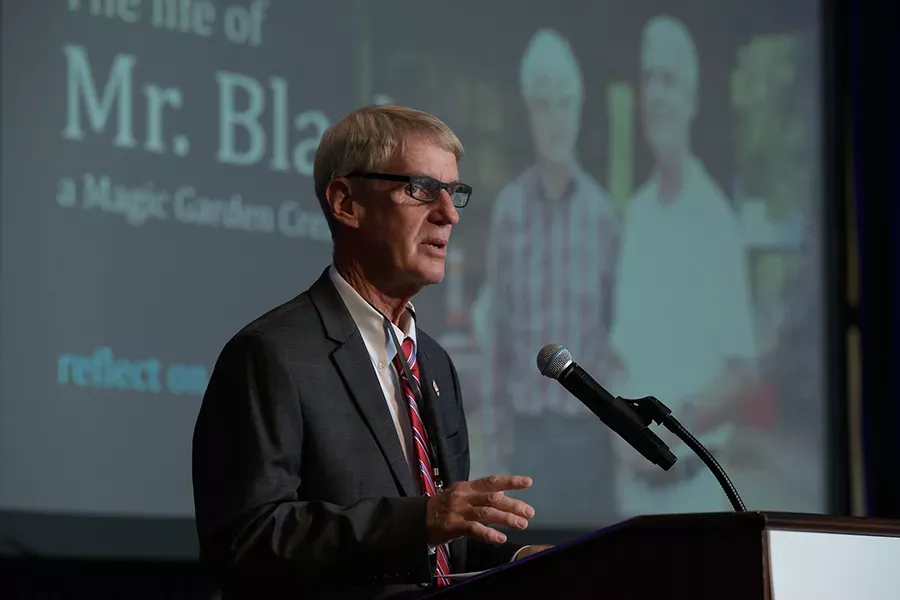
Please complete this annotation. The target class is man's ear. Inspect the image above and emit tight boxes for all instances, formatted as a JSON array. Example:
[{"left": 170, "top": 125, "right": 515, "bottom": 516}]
[{"left": 326, "top": 177, "right": 361, "bottom": 230}]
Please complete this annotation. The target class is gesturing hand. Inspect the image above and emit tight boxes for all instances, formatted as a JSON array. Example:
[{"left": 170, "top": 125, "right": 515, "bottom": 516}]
[{"left": 425, "top": 475, "right": 535, "bottom": 546}]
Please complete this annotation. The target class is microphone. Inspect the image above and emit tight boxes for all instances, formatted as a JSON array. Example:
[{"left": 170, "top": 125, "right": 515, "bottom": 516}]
[
  {"left": 536, "top": 343, "right": 747, "bottom": 511},
  {"left": 536, "top": 344, "right": 677, "bottom": 470}
]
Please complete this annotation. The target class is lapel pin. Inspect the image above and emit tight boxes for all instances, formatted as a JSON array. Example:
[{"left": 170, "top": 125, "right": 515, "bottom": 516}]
[{"left": 432, "top": 380, "right": 440, "bottom": 396}]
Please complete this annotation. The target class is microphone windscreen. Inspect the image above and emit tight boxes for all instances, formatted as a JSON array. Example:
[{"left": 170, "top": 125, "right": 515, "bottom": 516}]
[{"left": 536, "top": 343, "right": 572, "bottom": 379}]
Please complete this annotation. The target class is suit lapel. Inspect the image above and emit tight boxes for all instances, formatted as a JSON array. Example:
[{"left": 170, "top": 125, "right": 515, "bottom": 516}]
[
  {"left": 332, "top": 341, "right": 417, "bottom": 497},
  {"left": 309, "top": 270, "right": 417, "bottom": 498}
]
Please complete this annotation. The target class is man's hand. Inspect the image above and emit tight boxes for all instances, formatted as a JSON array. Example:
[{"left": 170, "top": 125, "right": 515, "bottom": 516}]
[
  {"left": 426, "top": 475, "right": 535, "bottom": 546},
  {"left": 681, "top": 361, "right": 757, "bottom": 435}
]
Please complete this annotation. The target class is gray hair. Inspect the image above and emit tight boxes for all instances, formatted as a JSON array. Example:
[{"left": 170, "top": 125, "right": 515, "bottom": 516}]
[{"left": 313, "top": 105, "right": 464, "bottom": 236}]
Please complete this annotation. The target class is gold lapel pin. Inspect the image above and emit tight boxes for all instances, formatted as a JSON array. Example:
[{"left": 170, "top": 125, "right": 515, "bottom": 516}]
[{"left": 432, "top": 380, "right": 440, "bottom": 396}]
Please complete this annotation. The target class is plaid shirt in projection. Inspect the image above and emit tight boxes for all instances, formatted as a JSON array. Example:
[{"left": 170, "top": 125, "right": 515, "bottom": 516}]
[{"left": 481, "top": 165, "right": 621, "bottom": 455}]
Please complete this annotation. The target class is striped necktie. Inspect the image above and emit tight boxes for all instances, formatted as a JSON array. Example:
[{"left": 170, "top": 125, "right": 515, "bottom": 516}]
[{"left": 393, "top": 337, "right": 452, "bottom": 586}]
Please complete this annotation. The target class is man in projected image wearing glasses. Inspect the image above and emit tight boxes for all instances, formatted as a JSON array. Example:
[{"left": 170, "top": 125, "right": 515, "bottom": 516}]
[{"left": 192, "top": 105, "right": 550, "bottom": 599}]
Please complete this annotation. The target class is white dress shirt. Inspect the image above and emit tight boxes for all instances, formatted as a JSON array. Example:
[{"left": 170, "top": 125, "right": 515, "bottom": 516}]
[{"left": 610, "top": 155, "right": 757, "bottom": 516}]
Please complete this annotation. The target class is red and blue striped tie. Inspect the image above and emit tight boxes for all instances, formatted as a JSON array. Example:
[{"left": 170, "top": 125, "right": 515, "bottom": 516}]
[{"left": 393, "top": 337, "right": 452, "bottom": 586}]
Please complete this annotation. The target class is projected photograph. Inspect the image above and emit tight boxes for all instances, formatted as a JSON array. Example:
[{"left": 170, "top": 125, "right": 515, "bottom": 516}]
[
  {"left": 0, "top": 0, "right": 827, "bottom": 551},
  {"left": 364, "top": 2, "right": 823, "bottom": 526}
]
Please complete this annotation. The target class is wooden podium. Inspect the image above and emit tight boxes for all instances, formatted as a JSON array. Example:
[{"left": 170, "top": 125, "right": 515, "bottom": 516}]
[{"left": 427, "top": 512, "right": 900, "bottom": 599}]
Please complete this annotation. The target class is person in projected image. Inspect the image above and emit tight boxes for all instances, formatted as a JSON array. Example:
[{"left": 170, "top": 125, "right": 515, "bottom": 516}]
[
  {"left": 609, "top": 15, "right": 758, "bottom": 516},
  {"left": 479, "top": 28, "right": 622, "bottom": 528}
]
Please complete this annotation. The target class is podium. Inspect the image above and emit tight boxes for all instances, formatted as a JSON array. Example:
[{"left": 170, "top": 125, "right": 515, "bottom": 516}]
[{"left": 429, "top": 512, "right": 900, "bottom": 599}]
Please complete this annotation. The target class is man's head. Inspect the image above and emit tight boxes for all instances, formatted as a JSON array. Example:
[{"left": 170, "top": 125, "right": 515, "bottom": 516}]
[
  {"left": 314, "top": 105, "right": 467, "bottom": 296},
  {"left": 520, "top": 28, "right": 583, "bottom": 165},
  {"left": 640, "top": 15, "right": 699, "bottom": 166}
]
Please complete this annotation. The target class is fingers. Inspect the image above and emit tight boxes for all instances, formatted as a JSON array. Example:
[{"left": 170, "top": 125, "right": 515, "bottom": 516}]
[
  {"left": 471, "top": 474, "right": 533, "bottom": 493},
  {"left": 471, "top": 491, "right": 535, "bottom": 519},
  {"left": 464, "top": 520, "right": 508, "bottom": 545},
  {"left": 426, "top": 477, "right": 537, "bottom": 546},
  {"left": 468, "top": 505, "right": 530, "bottom": 530}
]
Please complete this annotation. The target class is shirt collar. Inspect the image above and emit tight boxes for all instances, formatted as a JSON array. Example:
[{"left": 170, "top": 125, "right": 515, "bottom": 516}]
[{"left": 328, "top": 265, "right": 417, "bottom": 366}]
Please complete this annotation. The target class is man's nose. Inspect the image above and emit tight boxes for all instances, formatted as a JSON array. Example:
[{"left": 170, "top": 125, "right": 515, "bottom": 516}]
[{"left": 432, "top": 189, "right": 460, "bottom": 225}]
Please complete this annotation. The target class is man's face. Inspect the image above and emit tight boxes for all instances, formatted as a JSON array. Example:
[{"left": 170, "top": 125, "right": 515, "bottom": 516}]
[
  {"left": 526, "top": 89, "right": 581, "bottom": 165},
  {"left": 641, "top": 35, "right": 696, "bottom": 163},
  {"left": 352, "top": 136, "right": 461, "bottom": 291}
]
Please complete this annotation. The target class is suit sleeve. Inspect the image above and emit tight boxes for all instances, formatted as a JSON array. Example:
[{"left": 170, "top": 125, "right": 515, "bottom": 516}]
[
  {"left": 191, "top": 331, "right": 433, "bottom": 586},
  {"left": 445, "top": 351, "right": 523, "bottom": 571}
]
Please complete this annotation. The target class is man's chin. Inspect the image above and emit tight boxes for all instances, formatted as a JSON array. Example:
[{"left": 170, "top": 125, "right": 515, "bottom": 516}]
[
  {"left": 412, "top": 267, "right": 445, "bottom": 287},
  {"left": 418, "top": 271, "right": 445, "bottom": 286},
  {"left": 646, "top": 132, "right": 685, "bottom": 161},
  {"left": 394, "top": 264, "right": 444, "bottom": 291},
  {"left": 538, "top": 147, "right": 575, "bottom": 165},
  {"left": 412, "top": 255, "right": 446, "bottom": 283}
]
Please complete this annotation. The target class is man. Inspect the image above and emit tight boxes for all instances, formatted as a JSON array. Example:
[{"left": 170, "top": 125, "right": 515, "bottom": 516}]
[
  {"left": 609, "top": 15, "right": 758, "bottom": 516},
  {"left": 479, "top": 28, "right": 622, "bottom": 528},
  {"left": 192, "top": 105, "right": 550, "bottom": 599}
]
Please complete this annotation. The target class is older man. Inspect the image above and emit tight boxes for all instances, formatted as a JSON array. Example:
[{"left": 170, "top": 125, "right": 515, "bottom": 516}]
[
  {"left": 192, "top": 105, "right": 549, "bottom": 599},
  {"left": 610, "top": 16, "right": 758, "bottom": 516},
  {"left": 480, "top": 28, "right": 621, "bottom": 528}
]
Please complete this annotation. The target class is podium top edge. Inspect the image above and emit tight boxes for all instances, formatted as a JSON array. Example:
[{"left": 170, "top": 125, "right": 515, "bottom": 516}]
[
  {"left": 762, "top": 511, "right": 900, "bottom": 535},
  {"left": 622, "top": 511, "right": 900, "bottom": 537}
]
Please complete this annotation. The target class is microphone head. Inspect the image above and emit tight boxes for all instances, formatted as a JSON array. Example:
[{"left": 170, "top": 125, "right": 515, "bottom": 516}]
[{"left": 536, "top": 344, "right": 573, "bottom": 379}]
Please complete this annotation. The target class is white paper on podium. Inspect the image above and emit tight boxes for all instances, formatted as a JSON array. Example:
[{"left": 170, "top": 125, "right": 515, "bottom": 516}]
[{"left": 768, "top": 529, "right": 900, "bottom": 599}]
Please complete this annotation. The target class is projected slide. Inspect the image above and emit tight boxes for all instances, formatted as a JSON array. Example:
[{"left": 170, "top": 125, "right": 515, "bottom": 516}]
[{"left": 1, "top": 0, "right": 827, "bottom": 531}]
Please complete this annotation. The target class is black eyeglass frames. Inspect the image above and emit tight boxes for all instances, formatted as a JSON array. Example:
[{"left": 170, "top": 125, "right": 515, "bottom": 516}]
[{"left": 343, "top": 172, "right": 472, "bottom": 208}]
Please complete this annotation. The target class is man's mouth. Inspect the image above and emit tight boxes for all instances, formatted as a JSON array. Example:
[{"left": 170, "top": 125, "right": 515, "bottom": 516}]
[{"left": 423, "top": 239, "right": 448, "bottom": 250}]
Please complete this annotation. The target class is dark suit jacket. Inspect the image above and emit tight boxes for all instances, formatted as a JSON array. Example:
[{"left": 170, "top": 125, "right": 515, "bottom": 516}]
[{"left": 192, "top": 269, "right": 520, "bottom": 598}]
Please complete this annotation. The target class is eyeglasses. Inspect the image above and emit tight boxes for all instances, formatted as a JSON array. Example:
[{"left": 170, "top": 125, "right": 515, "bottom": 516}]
[{"left": 344, "top": 172, "right": 472, "bottom": 208}]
